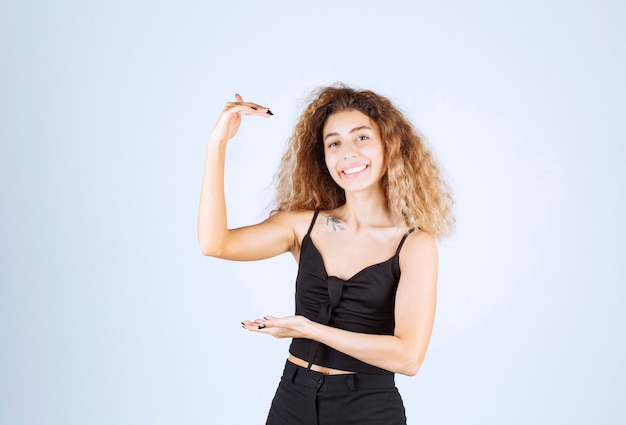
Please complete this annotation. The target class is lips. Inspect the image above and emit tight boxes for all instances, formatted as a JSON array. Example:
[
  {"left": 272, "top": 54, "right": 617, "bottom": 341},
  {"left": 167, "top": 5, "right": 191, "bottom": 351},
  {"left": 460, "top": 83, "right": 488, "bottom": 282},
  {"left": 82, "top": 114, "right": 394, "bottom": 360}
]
[{"left": 342, "top": 164, "right": 368, "bottom": 176}]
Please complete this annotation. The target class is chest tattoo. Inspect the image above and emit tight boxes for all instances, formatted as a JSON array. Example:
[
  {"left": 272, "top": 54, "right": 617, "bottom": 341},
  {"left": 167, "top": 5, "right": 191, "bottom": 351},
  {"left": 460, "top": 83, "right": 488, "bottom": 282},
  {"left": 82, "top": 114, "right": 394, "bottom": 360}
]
[{"left": 325, "top": 216, "right": 345, "bottom": 231}]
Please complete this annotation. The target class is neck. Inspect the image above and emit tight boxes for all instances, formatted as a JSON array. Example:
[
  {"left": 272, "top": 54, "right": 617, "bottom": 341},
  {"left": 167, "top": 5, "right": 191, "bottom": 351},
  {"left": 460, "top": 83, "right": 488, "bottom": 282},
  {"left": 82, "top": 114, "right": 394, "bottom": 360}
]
[{"left": 336, "top": 186, "right": 392, "bottom": 229}]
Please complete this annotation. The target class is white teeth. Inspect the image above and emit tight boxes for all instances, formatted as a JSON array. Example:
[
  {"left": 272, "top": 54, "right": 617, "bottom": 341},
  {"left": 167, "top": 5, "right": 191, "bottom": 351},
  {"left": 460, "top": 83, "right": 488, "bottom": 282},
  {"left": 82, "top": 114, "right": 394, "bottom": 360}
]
[{"left": 343, "top": 165, "right": 367, "bottom": 175}]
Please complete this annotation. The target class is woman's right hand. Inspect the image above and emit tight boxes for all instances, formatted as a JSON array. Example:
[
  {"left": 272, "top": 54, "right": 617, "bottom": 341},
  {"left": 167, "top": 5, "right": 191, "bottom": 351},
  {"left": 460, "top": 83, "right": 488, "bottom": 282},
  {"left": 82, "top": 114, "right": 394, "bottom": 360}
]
[{"left": 208, "top": 93, "right": 273, "bottom": 144}]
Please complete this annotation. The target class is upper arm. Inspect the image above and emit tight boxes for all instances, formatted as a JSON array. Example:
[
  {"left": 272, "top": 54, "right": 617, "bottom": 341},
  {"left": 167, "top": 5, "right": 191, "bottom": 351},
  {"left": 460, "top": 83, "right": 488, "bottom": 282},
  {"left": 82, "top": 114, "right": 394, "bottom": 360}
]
[
  {"left": 393, "top": 231, "right": 439, "bottom": 368},
  {"left": 204, "top": 211, "right": 300, "bottom": 261}
]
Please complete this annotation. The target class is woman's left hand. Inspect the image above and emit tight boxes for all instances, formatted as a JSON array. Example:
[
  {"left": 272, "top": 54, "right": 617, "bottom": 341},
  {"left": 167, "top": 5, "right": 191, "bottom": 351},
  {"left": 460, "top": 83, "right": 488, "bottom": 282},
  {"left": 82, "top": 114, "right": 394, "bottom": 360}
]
[{"left": 242, "top": 315, "right": 311, "bottom": 339}]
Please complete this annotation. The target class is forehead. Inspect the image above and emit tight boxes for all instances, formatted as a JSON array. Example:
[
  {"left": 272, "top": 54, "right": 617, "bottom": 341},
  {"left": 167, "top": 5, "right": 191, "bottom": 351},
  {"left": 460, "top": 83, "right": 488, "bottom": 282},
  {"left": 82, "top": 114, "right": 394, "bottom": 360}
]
[{"left": 322, "top": 109, "right": 376, "bottom": 135}]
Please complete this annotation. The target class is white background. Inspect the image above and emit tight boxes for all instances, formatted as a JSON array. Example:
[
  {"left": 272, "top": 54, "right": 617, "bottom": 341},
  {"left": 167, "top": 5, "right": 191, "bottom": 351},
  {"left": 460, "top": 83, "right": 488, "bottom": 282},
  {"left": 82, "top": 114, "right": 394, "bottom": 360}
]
[{"left": 1, "top": 1, "right": 625, "bottom": 424}]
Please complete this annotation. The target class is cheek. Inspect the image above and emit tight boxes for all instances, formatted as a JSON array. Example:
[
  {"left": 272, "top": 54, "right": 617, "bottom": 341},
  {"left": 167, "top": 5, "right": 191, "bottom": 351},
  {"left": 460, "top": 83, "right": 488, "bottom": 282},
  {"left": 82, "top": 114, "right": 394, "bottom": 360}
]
[
  {"left": 373, "top": 150, "right": 387, "bottom": 176},
  {"left": 369, "top": 145, "right": 385, "bottom": 164},
  {"left": 324, "top": 154, "right": 343, "bottom": 184},
  {"left": 324, "top": 152, "right": 337, "bottom": 173}
]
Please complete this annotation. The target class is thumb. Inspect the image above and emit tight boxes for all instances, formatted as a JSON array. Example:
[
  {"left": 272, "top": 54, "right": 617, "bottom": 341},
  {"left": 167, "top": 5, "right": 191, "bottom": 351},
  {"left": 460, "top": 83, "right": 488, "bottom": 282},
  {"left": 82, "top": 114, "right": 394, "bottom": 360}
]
[{"left": 235, "top": 93, "right": 244, "bottom": 102}]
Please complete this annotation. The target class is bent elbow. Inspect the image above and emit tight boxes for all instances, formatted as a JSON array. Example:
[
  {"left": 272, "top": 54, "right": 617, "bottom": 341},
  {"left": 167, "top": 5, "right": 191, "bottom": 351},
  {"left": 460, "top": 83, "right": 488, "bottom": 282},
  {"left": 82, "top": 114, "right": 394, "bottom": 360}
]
[
  {"left": 199, "top": 245, "right": 215, "bottom": 257},
  {"left": 396, "top": 356, "right": 424, "bottom": 377},
  {"left": 400, "top": 364, "right": 421, "bottom": 377},
  {"left": 198, "top": 238, "right": 224, "bottom": 258}
]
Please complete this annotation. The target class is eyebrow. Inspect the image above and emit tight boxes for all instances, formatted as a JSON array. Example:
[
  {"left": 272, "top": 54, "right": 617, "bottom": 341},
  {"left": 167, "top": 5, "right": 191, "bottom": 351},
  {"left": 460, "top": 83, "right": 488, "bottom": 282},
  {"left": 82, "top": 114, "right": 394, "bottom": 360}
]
[{"left": 323, "top": 126, "right": 372, "bottom": 142}]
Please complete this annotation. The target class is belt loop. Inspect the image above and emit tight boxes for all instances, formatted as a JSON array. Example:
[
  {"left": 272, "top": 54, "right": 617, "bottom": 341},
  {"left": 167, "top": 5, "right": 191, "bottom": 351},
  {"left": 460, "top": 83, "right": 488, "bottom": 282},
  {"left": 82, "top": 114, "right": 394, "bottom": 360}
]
[
  {"left": 289, "top": 362, "right": 298, "bottom": 383},
  {"left": 347, "top": 374, "right": 357, "bottom": 392}
]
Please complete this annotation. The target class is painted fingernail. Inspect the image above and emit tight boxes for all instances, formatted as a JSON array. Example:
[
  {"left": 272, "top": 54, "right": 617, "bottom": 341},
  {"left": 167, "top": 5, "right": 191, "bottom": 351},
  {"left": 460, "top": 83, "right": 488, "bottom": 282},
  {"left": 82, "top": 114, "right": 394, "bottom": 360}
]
[
  {"left": 258, "top": 324, "right": 266, "bottom": 329},
  {"left": 250, "top": 106, "right": 258, "bottom": 110},
  {"left": 263, "top": 317, "right": 268, "bottom": 320},
  {"left": 266, "top": 110, "right": 274, "bottom": 116}
]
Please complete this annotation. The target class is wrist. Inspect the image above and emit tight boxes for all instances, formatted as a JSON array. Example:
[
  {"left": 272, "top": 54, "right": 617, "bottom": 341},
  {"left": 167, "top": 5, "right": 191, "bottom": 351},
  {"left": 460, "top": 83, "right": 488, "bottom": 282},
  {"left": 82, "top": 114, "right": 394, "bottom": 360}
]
[
  {"left": 208, "top": 136, "right": 229, "bottom": 149},
  {"left": 300, "top": 316, "right": 316, "bottom": 339}
]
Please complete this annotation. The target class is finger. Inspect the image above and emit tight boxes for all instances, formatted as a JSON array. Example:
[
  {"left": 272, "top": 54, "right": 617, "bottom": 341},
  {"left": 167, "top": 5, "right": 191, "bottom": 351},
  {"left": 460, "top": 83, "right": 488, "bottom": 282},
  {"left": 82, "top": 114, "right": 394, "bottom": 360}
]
[
  {"left": 241, "top": 319, "right": 257, "bottom": 328},
  {"left": 243, "top": 102, "right": 273, "bottom": 116},
  {"left": 241, "top": 321, "right": 268, "bottom": 331},
  {"left": 252, "top": 316, "right": 272, "bottom": 330},
  {"left": 228, "top": 93, "right": 273, "bottom": 116},
  {"left": 232, "top": 94, "right": 258, "bottom": 111},
  {"left": 241, "top": 318, "right": 269, "bottom": 329},
  {"left": 253, "top": 315, "right": 276, "bottom": 324},
  {"left": 225, "top": 101, "right": 274, "bottom": 117}
]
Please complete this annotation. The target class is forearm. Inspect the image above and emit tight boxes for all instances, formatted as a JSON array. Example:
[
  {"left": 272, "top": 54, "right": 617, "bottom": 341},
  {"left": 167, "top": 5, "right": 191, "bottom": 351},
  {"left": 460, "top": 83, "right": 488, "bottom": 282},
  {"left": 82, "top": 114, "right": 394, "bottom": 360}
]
[
  {"left": 303, "top": 321, "right": 427, "bottom": 376},
  {"left": 197, "top": 96, "right": 274, "bottom": 257},
  {"left": 197, "top": 140, "right": 229, "bottom": 256}
]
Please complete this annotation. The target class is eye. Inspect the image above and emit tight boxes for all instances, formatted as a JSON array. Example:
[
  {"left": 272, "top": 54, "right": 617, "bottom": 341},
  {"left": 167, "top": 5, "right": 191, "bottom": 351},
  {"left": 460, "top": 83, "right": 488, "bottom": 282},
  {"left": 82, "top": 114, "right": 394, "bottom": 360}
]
[
  {"left": 356, "top": 135, "right": 369, "bottom": 142},
  {"left": 327, "top": 141, "right": 338, "bottom": 149}
]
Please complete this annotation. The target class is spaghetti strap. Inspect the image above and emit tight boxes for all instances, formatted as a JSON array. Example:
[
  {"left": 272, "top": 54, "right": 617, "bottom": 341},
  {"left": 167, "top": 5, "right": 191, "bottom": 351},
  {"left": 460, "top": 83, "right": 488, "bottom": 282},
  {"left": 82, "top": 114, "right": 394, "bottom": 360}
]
[
  {"left": 304, "top": 209, "right": 321, "bottom": 370},
  {"left": 395, "top": 228, "right": 417, "bottom": 256},
  {"left": 306, "top": 210, "right": 320, "bottom": 236}
]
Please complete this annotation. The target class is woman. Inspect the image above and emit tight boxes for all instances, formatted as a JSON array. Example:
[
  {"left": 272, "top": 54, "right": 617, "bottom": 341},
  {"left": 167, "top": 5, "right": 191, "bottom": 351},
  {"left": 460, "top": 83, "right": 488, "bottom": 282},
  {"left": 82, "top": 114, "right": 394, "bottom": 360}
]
[{"left": 198, "top": 85, "right": 454, "bottom": 424}]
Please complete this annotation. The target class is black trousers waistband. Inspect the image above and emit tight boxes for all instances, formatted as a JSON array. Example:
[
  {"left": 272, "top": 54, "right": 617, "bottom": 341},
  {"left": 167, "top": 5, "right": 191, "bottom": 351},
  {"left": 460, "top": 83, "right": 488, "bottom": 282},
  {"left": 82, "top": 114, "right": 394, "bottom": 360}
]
[{"left": 282, "top": 360, "right": 395, "bottom": 392}]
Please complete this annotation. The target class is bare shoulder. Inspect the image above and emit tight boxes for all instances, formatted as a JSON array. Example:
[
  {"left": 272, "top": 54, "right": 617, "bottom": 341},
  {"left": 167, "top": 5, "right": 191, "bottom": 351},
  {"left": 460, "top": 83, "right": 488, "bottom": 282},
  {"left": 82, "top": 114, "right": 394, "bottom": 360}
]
[
  {"left": 268, "top": 209, "right": 317, "bottom": 243},
  {"left": 397, "top": 230, "right": 438, "bottom": 295},
  {"left": 399, "top": 230, "right": 438, "bottom": 266}
]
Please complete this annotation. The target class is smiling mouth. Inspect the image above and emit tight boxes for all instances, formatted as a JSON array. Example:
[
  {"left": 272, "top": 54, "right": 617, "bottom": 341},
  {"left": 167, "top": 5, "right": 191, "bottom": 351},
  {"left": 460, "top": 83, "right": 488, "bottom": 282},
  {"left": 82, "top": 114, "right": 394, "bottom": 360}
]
[{"left": 342, "top": 164, "right": 368, "bottom": 175}]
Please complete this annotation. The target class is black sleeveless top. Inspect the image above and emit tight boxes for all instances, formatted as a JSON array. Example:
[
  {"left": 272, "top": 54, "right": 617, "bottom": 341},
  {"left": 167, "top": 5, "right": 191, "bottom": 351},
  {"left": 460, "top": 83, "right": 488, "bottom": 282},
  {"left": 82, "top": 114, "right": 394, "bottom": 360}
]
[{"left": 288, "top": 210, "right": 415, "bottom": 375}]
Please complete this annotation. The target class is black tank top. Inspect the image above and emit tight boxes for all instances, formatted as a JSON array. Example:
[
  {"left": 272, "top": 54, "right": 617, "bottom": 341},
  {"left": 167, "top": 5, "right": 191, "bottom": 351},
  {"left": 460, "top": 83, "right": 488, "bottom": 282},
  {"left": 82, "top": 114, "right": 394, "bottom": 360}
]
[{"left": 288, "top": 210, "right": 415, "bottom": 374}]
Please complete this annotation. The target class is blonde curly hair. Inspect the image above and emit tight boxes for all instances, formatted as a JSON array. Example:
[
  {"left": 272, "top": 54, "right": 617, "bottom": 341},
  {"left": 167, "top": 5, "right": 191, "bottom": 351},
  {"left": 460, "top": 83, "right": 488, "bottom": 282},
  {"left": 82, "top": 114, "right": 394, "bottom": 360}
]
[{"left": 272, "top": 84, "right": 455, "bottom": 239}]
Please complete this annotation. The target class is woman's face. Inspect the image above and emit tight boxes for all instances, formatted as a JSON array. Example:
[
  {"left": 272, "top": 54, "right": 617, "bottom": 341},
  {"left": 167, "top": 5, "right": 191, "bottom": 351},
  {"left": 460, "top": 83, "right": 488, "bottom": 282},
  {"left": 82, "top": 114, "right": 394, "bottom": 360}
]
[{"left": 322, "top": 109, "right": 386, "bottom": 194}]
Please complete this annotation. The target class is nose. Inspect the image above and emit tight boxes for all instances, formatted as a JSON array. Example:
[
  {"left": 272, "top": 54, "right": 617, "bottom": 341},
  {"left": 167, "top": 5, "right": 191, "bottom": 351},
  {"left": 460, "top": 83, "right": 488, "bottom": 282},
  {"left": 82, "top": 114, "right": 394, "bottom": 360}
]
[{"left": 342, "top": 145, "right": 358, "bottom": 159}]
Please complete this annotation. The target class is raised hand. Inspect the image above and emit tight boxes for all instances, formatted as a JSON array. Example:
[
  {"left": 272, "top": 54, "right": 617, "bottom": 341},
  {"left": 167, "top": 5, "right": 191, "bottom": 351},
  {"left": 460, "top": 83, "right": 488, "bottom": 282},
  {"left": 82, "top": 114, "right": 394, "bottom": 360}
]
[{"left": 208, "top": 93, "right": 273, "bottom": 145}]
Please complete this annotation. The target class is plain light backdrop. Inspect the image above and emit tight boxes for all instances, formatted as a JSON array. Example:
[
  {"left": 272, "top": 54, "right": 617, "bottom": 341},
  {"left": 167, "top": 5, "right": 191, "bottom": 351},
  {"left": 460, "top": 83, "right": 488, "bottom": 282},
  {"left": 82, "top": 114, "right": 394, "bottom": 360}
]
[{"left": 1, "top": 1, "right": 625, "bottom": 424}]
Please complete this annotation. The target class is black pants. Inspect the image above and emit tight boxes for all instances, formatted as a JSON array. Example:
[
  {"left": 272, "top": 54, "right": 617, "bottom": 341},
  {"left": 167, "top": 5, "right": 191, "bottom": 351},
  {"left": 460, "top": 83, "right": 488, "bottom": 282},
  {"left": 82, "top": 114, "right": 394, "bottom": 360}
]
[{"left": 265, "top": 360, "right": 407, "bottom": 425}]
